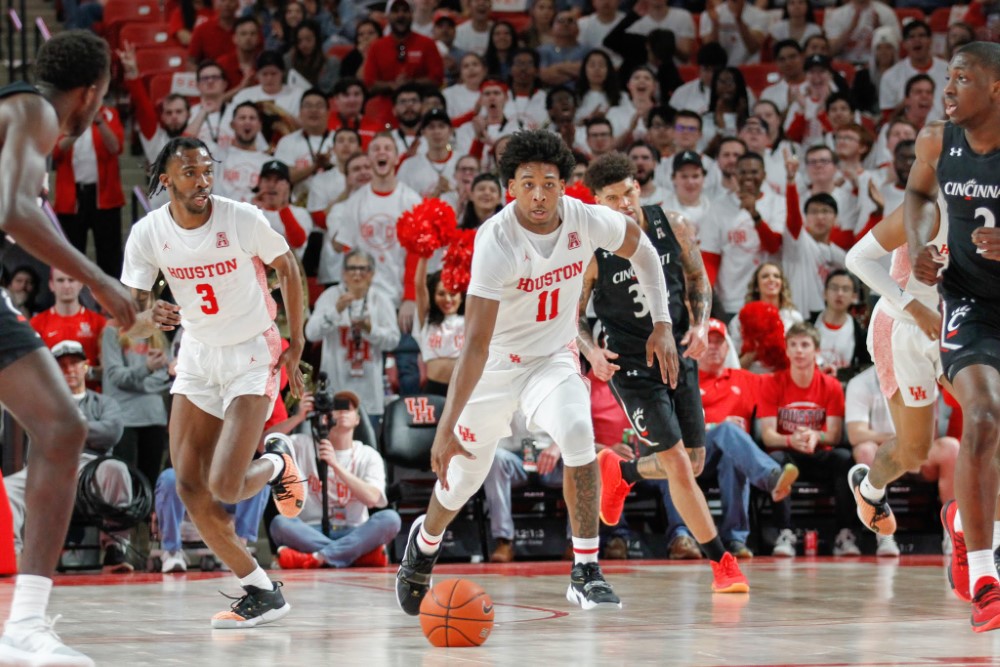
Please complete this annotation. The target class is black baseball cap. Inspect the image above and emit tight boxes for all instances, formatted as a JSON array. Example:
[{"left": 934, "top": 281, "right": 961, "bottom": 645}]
[
  {"left": 258, "top": 160, "right": 291, "bottom": 182},
  {"left": 804, "top": 54, "right": 832, "bottom": 72},
  {"left": 420, "top": 108, "right": 452, "bottom": 131},
  {"left": 672, "top": 150, "right": 705, "bottom": 174}
]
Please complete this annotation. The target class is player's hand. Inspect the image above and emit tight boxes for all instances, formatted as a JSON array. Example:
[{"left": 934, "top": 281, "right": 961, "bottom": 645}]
[
  {"left": 687, "top": 447, "right": 706, "bottom": 476},
  {"left": 737, "top": 189, "right": 758, "bottom": 215},
  {"left": 646, "top": 322, "right": 678, "bottom": 388},
  {"left": 799, "top": 428, "right": 819, "bottom": 454},
  {"left": 91, "top": 277, "right": 136, "bottom": 331},
  {"left": 973, "top": 226, "right": 1000, "bottom": 261},
  {"left": 117, "top": 41, "right": 139, "bottom": 80},
  {"left": 277, "top": 339, "right": 305, "bottom": 398},
  {"left": 536, "top": 443, "right": 562, "bottom": 476},
  {"left": 317, "top": 438, "right": 336, "bottom": 467},
  {"left": 151, "top": 299, "right": 181, "bottom": 330},
  {"left": 146, "top": 349, "right": 167, "bottom": 371},
  {"left": 912, "top": 244, "right": 945, "bottom": 285},
  {"left": 586, "top": 347, "right": 620, "bottom": 381},
  {"left": 783, "top": 147, "right": 799, "bottom": 182},
  {"left": 336, "top": 292, "right": 354, "bottom": 313},
  {"left": 904, "top": 300, "right": 941, "bottom": 340},
  {"left": 680, "top": 323, "right": 708, "bottom": 360},
  {"left": 398, "top": 300, "right": 417, "bottom": 333},
  {"left": 610, "top": 442, "right": 634, "bottom": 459},
  {"left": 430, "top": 429, "right": 476, "bottom": 490}
]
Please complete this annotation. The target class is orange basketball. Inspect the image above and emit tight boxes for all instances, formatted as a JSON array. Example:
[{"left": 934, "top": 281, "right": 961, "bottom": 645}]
[{"left": 419, "top": 578, "right": 494, "bottom": 647}]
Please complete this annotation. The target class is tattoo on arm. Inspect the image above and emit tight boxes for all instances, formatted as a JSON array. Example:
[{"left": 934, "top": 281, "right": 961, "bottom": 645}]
[{"left": 671, "top": 215, "right": 711, "bottom": 326}]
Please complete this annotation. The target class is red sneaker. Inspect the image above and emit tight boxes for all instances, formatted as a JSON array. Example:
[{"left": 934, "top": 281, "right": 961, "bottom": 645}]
[
  {"left": 353, "top": 545, "right": 389, "bottom": 567},
  {"left": 941, "top": 500, "right": 970, "bottom": 602},
  {"left": 276, "top": 546, "right": 322, "bottom": 570},
  {"left": 971, "top": 577, "right": 1000, "bottom": 633},
  {"left": 597, "top": 448, "right": 633, "bottom": 526},
  {"left": 711, "top": 552, "right": 750, "bottom": 594}
]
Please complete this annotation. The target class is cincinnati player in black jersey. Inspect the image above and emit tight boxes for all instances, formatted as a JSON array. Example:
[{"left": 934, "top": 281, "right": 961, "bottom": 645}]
[
  {"left": 577, "top": 152, "right": 749, "bottom": 593},
  {"left": 0, "top": 33, "right": 136, "bottom": 666},
  {"left": 905, "top": 41, "right": 1000, "bottom": 633}
]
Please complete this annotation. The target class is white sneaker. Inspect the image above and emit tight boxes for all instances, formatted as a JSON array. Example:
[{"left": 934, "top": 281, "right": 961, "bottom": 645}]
[
  {"left": 833, "top": 528, "right": 861, "bottom": 556},
  {"left": 876, "top": 534, "right": 901, "bottom": 557},
  {"left": 161, "top": 550, "right": 188, "bottom": 573},
  {"left": 772, "top": 528, "right": 797, "bottom": 557},
  {"left": 0, "top": 615, "right": 94, "bottom": 666}
]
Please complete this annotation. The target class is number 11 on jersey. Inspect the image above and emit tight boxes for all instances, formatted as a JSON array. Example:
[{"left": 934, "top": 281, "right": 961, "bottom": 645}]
[{"left": 536, "top": 288, "right": 559, "bottom": 322}]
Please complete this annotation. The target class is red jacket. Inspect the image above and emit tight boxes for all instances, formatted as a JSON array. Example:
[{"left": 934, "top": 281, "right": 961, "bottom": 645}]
[{"left": 52, "top": 106, "right": 125, "bottom": 214}]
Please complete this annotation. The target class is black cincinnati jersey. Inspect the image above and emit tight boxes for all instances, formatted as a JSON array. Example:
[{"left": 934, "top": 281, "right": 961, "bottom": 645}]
[
  {"left": 937, "top": 122, "right": 1000, "bottom": 301},
  {"left": 592, "top": 205, "right": 688, "bottom": 356}
]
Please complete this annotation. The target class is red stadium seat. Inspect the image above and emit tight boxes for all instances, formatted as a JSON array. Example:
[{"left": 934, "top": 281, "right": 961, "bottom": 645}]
[
  {"left": 327, "top": 44, "right": 353, "bottom": 60},
  {"left": 491, "top": 12, "right": 532, "bottom": 34},
  {"left": 738, "top": 63, "right": 778, "bottom": 97},
  {"left": 102, "top": 0, "right": 161, "bottom": 49},
  {"left": 135, "top": 47, "right": 188, "bottom": 84},
  {"left": 832, "top": 60, "right": 856, "bottom": 86},
  {"left": 147, "top": 71, "right": 200, "bottom": 106},
  {"left": 678, "top": 65, "right": 698, "bottom": 83},
  {"left": 120, "top": 22, "right": 179, "bottom": 50},
  {"left": 813, "top": 8, "right": 824, "bottom": 26}
]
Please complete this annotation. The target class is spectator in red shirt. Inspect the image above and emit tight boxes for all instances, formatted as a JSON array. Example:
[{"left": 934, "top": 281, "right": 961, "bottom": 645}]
[
  {"left": 326, "top": 78, "right": 381, "bottom": 148},
  {"left": 30, "top": 268, "right": 108, "bottom": 383},
  {"left": 167, "top": 0, "right": 216, "bottom": 46},
  {"left": 363, "top": 0, "right": 444, "bottom": 124},
  {"left": 187, "top": 0, "right": 240, "bottom": 69},
  {"left": 758, "top": 321, "right": 857, "bottom": 557}
]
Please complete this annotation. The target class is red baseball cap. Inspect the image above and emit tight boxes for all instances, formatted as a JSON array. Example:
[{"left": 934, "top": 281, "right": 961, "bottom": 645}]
[{"left": 707, "top": 318, "right": 727, "bottom": 337}]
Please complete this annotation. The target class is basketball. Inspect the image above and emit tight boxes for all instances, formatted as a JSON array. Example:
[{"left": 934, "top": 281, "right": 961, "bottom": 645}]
[{"left": 419, "top": 578, "right": 494, "bottom": 647}]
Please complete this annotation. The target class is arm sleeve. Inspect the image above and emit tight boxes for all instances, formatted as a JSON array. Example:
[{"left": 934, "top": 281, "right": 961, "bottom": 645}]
[
  {"left": 757, "top": 218, "right": 783, "bottom": 255},
  {"left": 125, "top": 78, "right": 161, "bottom": 141},
  {"left": 628, "top": 231, "right": 672, "bottom": 324},
  {"left": 786, "top": 183, "right": 803, "bottom": 240},
  {"left": 702, "top": 251, "right": 721, "bottom": 286},
  {"left": 845, "top": 232, "right": 914, "bottom": 311}
]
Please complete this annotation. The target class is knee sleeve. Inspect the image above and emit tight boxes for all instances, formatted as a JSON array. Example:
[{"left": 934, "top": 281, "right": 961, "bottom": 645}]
[
  {"left": 530, "top": 377, "right": 597, "bottom": 468},
  {"left": 557, "top": 417, "right": 598, "bottom": 467},
  {"left": 434, "top": 447, "right": 499, "bottom": 511}
]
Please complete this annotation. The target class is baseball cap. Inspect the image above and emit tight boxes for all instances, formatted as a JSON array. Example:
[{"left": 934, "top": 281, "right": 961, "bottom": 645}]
[
  {"left": 333, "top": 391, "right": 361, "bottom": 410},
  {"left": 433, "top": 9, "right": 458, "bottom": 24},
  {"left": 707, "top": 318, "right": 727, "bottom": 338},
  {"left": 256, "top": 50, "right": 285, "bottom": 72},
  {"left": 420, "top": 108, "right": 452, "bottom": 131},
  {"left": 804, "top": 54, "right": 832, "bottom": 72},
  {"left": 51, "top": 340, "right": 87, "bottom": 360},
  {"left": 672, "top": 150, "right": 705, "bottom": 173},
  {"left": 259, "top": 159, "right": 291, "bottom": 182}
]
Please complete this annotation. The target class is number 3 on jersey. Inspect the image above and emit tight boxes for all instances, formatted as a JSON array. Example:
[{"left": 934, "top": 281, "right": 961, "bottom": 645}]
[
  {"left": 976, "top": 207, "right": 996, "bottom": 255},
  {"left": 536, "top": 289, "right": 560, "bottom": 322},
  {"left": 195, "top": 283, "right": 219, "bottom": 314}
]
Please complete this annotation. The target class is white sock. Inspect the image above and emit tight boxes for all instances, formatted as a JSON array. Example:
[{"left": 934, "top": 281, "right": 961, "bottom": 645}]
[
  {"left": 969, "top": 549, "right": 999, "bottom": 597},
  {"left": 417, "top": 524, "right": 442, "bottom": 555},
  {"left": 261, "top": 453, "right": 284, "bottom": 482},
  {"left": 860, "top": 475, "right": 885, "bottom": 502},
  {"left": 993, "top": 522, "right": 1000, "bottom": 552},
  {"left": 573, "top": 536, "right": 600, "bottom": 565},
  {"left": 239, "top": 564, "right": 273, "bottom": 591},
  {"left": 7, "top": 575, "right": 52, "bottom": 625},
  {"left": 955, "top": 509, "right": 964, "bottom": 534}
]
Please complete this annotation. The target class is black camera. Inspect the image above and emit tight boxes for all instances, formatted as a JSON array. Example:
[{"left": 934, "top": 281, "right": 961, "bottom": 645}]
[{"left": 313, "top": 371, "right": 336, "bottom": 416}]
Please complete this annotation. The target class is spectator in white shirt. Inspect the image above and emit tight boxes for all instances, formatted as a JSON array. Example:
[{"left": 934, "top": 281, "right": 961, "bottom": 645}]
[
  {"left": 781, "top": 191, "right": 847, "bottom": 319},
  {"left": 699, "top": 0, "right": 769, "bottom": 66},
  {"left": 584, "top": 116, "right": 616, "bottom": 160},
  {"left": 252, "top": 159, "right": 313, "bottom": 258},
  {"left": 453, "top": 0, "right": 493, "bottom": 56},
  {"left": 577, "top": 0, "right": 625, "bottom": 55},
  {"left": 767, "top": 0, "right": 822, "bottom": 49},
  {"left": 823, "top": 0, "right": 900, "bottom": 65},
  {"left": 760, "top": 39, "right": 808, "bottom": 114},
  {"left": 669, "top": 42, "right": 727, "bottom": 117},
  {"left": 814, "top": 270, "right": 870, "bottom": 380},
  {"left": 272, "top": 88, "right": 335, "bottom": 203},
  {"left": 215, "top": 101, "right": 271, "bottom": 203},
  {"left": 703, "top": 66, "right": 750, "bottom": 145},
  {"left": 878, "top": 20, "right": 948, "bottom": 123},
  {"left": 574, "top": 49, "right": 621, "bottom": 124},
  {"left": 229, "top": 50, "right": 307, "bottom": 144},
  {"left": 628, "top": 141, "right": 667, "bottom": 207},
  {"left": 307, "top": 127, "right": 361, "bottom": 220},
  {"left": 606, "top": 66, "right": 657, "bottom": 141},
  {"left": 663, "top": 150, "right": 711, "bottom": 242},
  {"left": 443, "top": 53, "right": 487, "bottom": 119},
  {"left": 647, "top": 105, "right": 676, "bottom": 186},
  {"left": 397, "top": 108, "right": 460, "bottom": 199}
]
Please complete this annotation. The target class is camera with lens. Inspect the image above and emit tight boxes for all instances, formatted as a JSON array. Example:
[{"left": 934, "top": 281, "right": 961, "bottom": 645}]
[{"left": 310, "top": 371, "right": 336, "bottom": 439}]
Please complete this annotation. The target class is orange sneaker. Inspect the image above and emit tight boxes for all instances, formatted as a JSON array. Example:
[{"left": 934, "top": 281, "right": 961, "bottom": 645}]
[
  {"left": 711, "top": 552, "right": 750, "bottom": 594},
  {"left": 848, "top": 464, "right": 896, "bottom": 535},
  {"left": 276, "top": 546, "right": 322, "bottom": 569},
  {"left": 941, "top": 500, "right": 970, "bottom": 602},
  {"left": 354, "top": 545, "right": 389, "bottom": 567},
  {"left": 265, "top": 434, "right": 306, "bottom": 518},
  {"left": 971, "top": 577, "right": 1000, "bottom": 633},
  {"left": 597, "top": 448, "right": 633, "bottom": 526}
]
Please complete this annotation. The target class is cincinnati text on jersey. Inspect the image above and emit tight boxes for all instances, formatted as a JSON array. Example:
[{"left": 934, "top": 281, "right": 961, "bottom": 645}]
[
  {"left": 609, "top": 253, "right": 672, "bottom": 285},
  {"left": 166, "top": 258, "right": 239, "bottom": 280},
  {"left": 516, "top": 261, "right": 584, "bottom": 292},
  {"left": 942, "top": 179, "right": 1000, "bottom": 199}
]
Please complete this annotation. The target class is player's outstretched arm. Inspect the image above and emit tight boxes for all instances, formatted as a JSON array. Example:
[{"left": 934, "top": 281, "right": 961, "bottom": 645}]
[
  {"left": 0, "top": 96, "right": 135, "bottom": 328},
  {"left": 669, "top": 211, "right": 712, "bottom": 361},
  {"left": 270, "top": 250, "right": 306, "bottom": 398},
  {"left": 575, "top": 258, "right": 619, "bottom": 381},
  {"left": 905, "top": 122, "right": 945, "bottom": 284},
  {"left": 430, "top": 294, "right": 499, "bottom": 489},
  {"left": 613, "top": 218, "right": 677, "bottom": 387}
]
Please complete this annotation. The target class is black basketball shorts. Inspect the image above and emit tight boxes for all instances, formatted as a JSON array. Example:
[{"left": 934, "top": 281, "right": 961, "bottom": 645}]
[{"left": 939, "top": 293, "right": 1000, "bottom": 382}]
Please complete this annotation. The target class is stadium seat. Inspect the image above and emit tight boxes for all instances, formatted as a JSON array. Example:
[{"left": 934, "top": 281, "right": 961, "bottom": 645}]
[
  {"left": 135, "top": 47, "right": 187, "bottom": 76},
  {"left": 120, "top": 22, "right": 179, "bottom": 50},
  {"left": 739, "top": 63, "right": 779, "bottom": 97},
  {"left": 491, "top": 12, "right": 532, "bottom": 34},
  {"left": 327, "top": 44, "right": 353, "bottom": 60},
  {"left": 678, "top": 64, "right": 698, "bottom": 83},
  {"left": 102, "top": 0, "right": 161, "bottom": 49},
  {"left": 831, "top": 60, "right": 856, "bottom": 87},
  {"left": 147, "top": 71, "right": 200, "bottom": 106}
]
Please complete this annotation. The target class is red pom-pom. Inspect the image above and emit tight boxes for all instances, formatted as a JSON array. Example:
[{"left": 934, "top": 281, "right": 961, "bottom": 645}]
[
  {"left": 564, "top": 181, "right": 596, "bottom": 205},
  {"left": 442, "top": 228, "right": 477, "bottom": 293},
  {"left": 397, "top": 198, "right": 459, "bottom": 258},
  {"left": 738, "top": 301, "right": 789, "bottom": 371}
]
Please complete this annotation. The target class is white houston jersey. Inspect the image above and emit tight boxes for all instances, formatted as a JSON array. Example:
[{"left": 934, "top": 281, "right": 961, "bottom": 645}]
[
  {"left": 468, "top": 196, "right": 627, "bottom": 358},
  {"left": 122, "top": 196, "right": 290, "bottom": 346}
]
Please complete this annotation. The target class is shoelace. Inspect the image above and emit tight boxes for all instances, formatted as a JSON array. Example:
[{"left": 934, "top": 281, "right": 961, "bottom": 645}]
[
  {"left": 580, "top": 564, "right": 614, "bottom": 593},
  {"left": 219, "top": 581, "right": 283, "bottom": 614},
  {"left": 271, "top": 476, "right": 307, "bottom": 500},
  {"left": 974, "top": 582, "right": 1000, "bottom": 607},
  {"left": 954, "top": 529, "right": 969, "bottom": 567}
]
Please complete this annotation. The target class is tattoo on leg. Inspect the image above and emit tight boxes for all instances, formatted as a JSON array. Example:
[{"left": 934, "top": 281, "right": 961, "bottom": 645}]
[
  {"left": 571, "top": 463, "right": 599, "bottom": 538},
  {"left": 636, "top": 453, "right": 669, "bottom": 479}
]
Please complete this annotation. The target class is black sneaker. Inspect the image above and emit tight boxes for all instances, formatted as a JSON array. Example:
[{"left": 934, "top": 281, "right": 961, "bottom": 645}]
[
  {"left": 265, "top": 434, "right": 306, "bottom": 518},
  {"left": 396, "top": 515, "right": 441, "bottom": 616},
  {"left": 211, "top": 581, "right": 291, "bottom": 629},
  {"left": 102, "top": 544, "right": 134, "bottom": 574},
  {"left": 566, "top": 562, "right": 622, "bottom": 610},
  {"left": 848, "top": 463, "right": 896, "bottom": 534}
]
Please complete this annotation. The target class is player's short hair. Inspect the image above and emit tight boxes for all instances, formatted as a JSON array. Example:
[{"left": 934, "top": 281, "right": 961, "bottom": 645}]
[
  {"left": 35, "top": 30, "right": 109, "bottom": 92},
  {"left": 955, "top": 42, "right": 1000, "bottom": 79},
  {"left": 147, "top": 136, "right": 217, "bottom": 198},
  {"left": 785, "top": 321, "right": 821, "bottom": 348},
  {"left": 584, "top": 152, "right": 634, "bottom": 194},
  {"left": 499, "top": 129, "right": 575, "bottom": 183}
]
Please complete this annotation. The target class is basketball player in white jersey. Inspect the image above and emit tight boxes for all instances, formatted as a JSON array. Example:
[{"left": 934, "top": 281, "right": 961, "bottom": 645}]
[
  {"left": 395, "top": 129, "right": 676, "bottom": 613},
  {"left": 123, "top": 136, "right": 307, "bottom": 629}
]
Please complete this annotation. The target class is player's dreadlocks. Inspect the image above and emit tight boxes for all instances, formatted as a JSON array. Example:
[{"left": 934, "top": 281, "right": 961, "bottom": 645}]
[{"left": 147, "top": 136, "right": 217, "bottom": 198}]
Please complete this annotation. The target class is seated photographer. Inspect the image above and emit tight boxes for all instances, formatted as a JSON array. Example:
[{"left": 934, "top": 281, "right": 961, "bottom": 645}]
[
  {"left": 4, "top": 341, "right": 133, "bottom": 572},
  {"left": 270, "top": 391, "right": 401, "bottom": 568}
]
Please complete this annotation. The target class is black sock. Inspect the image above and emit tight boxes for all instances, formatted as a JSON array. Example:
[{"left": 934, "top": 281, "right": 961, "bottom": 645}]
[
  {"left": 619, "top": 458, "right": 642, "bottom": 483},
  {"left": 700, "top": 536, "right": 727, "bottom": 562}
]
